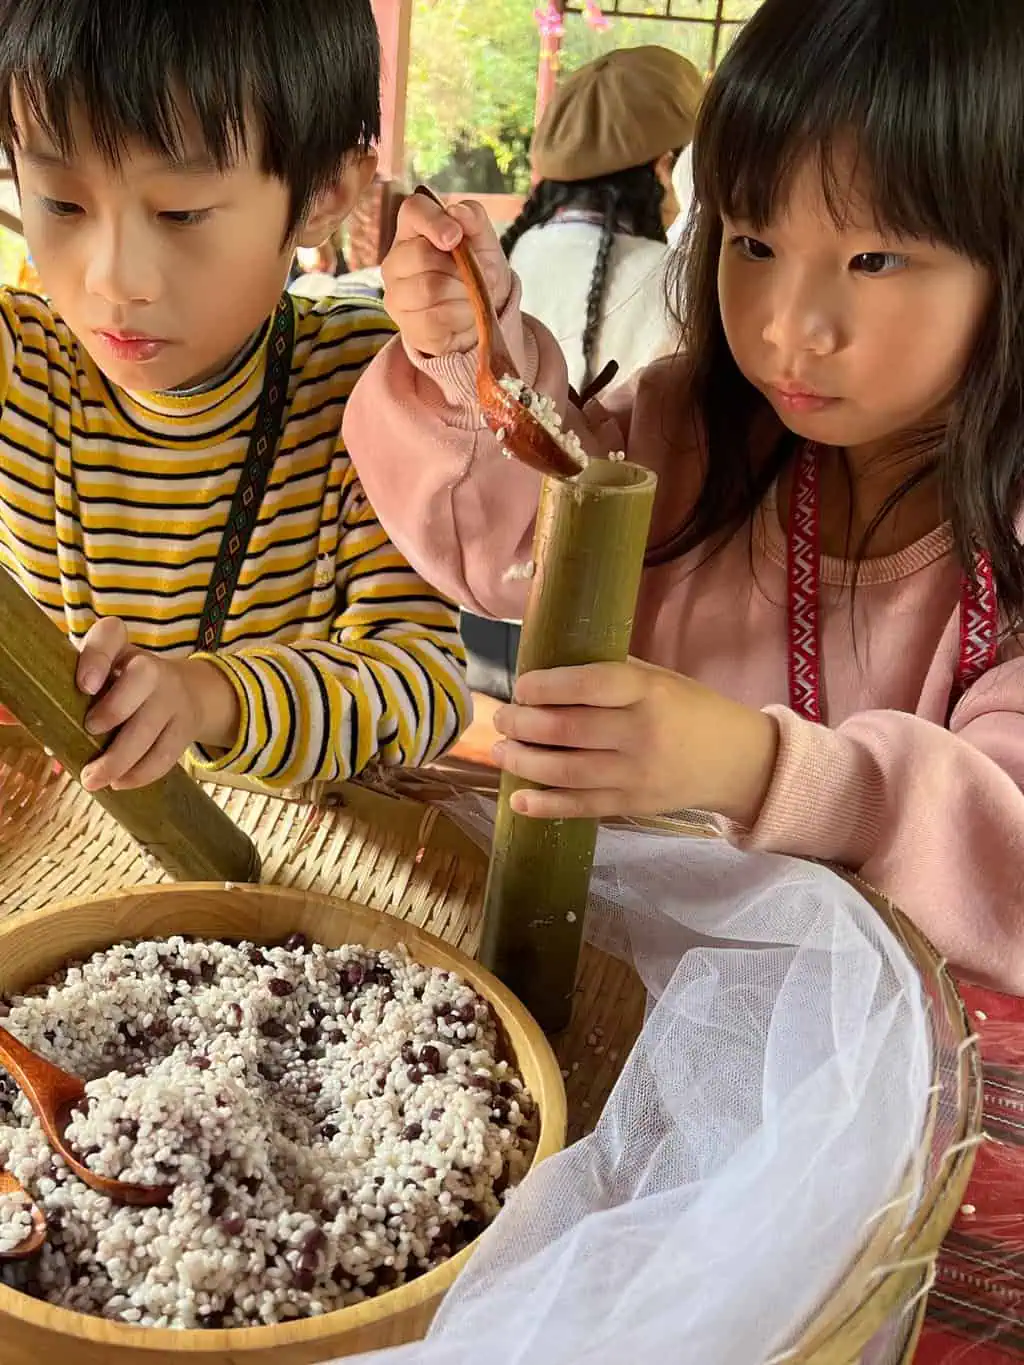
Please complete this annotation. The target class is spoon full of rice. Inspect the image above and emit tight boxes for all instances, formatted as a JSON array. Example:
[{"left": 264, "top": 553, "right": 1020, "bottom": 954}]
[
  {"left": 0, "top": 1024, "right": 173, "bottom": 1221},
  {"left": 0, "top": 1169, "right": 46, "bottom": 1260},
  {"left": 414, "top": 185, "right": 587, "bottom": 481}
]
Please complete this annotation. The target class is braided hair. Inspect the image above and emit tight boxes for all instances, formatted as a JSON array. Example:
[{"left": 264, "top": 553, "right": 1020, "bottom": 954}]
[{"left": 501, "top": 163, "right": 667, "bottom": 389}]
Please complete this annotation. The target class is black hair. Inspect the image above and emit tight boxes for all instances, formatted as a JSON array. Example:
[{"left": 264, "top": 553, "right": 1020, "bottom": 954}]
[
  {"left": 501, "top": 163, "right": 666, "bottom": 390},
  {"left": 0, "top": 0, "right": 380, "bottom": 236},
  {"left": 659, "top": 0, "right": 1024, "bottom": 633}
]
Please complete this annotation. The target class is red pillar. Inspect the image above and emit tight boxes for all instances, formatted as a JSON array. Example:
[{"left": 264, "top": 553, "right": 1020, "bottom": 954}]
[
  {"left": 352, "top": 0, "right": 412, "bottom": 268},
  {"left": 534, "top": 0, "right": 567, "bottom": 128},
  {"left": 372, "top": 0, "right": 412, "bottom": 181}
]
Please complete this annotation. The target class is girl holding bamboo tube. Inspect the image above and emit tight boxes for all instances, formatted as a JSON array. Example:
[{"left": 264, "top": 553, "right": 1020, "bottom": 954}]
[{"left": 345, "top": 0, "right": 1024, "bottom": 996}]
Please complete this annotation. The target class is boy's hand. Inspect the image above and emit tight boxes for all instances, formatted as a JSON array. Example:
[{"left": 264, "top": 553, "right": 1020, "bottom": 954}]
[
  {"left": 382, "top": 195, "right": 513, "bottom": 357},
  {"left": 76, "top": 618, "right": 239, "bottom": 791},
  {"left": 491, "top": 659, "right": 780, "bottom": 825}
]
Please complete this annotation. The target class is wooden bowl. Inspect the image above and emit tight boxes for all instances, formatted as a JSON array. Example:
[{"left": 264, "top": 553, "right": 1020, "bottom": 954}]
[{"left": 0, "top": 883, "right": 568, "bottom": 1364}]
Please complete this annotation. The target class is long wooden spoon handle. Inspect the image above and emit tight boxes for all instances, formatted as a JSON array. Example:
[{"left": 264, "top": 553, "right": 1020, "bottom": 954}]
[
  {"left": 0, "top": 1170, "right": 47, "bottom": 1259},
  {"left": 413, "top": 184, "right": 511, "bottom": 379},
  {"left": 411, "top": 185, "right": 581, "bottom": 482}
]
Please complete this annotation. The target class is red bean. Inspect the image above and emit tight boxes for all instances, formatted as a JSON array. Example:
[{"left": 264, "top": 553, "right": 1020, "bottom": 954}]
[{"left": 418, "top": 1045, "right": 441, "bottom": 1075}]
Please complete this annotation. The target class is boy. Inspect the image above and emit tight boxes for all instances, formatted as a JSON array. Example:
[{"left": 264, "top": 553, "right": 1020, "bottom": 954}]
[{"left": 0, "top": 0, "right": 469, "bottom": 792}]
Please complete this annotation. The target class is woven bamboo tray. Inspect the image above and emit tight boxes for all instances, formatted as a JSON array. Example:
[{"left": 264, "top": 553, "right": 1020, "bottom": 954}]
[
  {"left": 0, "top": 733, "right": 982, "bottom": 1363},
  {"left": 0, "top": 881, "right": 566, "bottom": 1363},
  {"left": 0, "top": 735, "right": 644, "bottom": 1145}
]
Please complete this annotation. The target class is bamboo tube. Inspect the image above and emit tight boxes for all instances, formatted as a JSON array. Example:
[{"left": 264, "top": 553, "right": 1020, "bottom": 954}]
[
  {"left": 0, "top": 579, "right": 260, "bottom": 883},
  {"left": 480, "top": 459, "right": 657, "bottom": 1033}
]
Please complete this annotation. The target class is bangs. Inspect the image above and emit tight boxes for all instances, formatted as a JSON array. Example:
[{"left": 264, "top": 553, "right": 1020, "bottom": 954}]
[
  {"left": 0, "top": 0, "right": 380, "bottom": 229},
  {"left": 666, "top": 0, "right": 1024, "bottom": 627},
  {"left": 0, "top": 0, "right": 254, "bottom": 169},
  {"left": 693, "top": 0, "right": 1012, "bottom": 264}
]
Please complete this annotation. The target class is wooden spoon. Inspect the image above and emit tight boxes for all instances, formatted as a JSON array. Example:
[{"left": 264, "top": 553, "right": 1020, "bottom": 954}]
[
  {"left": 0, "top": 1170, "right": 46, "bottom": 1260},
  {"left": 0, "top": 1025, "right": 173, "bottom": 1207},
  {"left": 414, "top": 184, "right": 584, "bottom": 481}
]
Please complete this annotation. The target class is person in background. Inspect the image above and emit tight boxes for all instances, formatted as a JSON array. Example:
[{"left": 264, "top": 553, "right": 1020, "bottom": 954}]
[
  {"left": 299, "top": 236, "right": 348, "bottom": 278},
  {"left": 0, "top": 0, "right": 469, "bottom": 793},
  {"left": 666, "top": 142, "right": 695, "bottom": 248},
  {"left": 654, "top": 144, "right": 691, "bottom": 237},
  {"left": 289, "top": 244, "right": 385, "bottom": 304},
  {"left": 287, "top": 230, "right": 349, "bottom": 290},
  {"left": 502, "top": 46, "right": 704, "bottom": 397},
  {"left": 458, "top": 47, "right": 702, "bottom": 702}
]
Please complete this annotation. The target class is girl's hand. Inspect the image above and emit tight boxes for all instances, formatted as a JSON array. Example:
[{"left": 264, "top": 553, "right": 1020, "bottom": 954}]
[
  {"left": 492, "top": 659, "right": 779, "bottom": 824},
  {"left": 382, "top": 194, "right": 513, "bottom": 357},
  {"left": 75, "top": 618, "right": 239, "bottom": 791}
]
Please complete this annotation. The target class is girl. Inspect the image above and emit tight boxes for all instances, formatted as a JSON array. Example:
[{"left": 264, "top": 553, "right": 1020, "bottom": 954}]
[
  {"left": 501, "top": 45, "right": 703, "bottom": 394},
  {"left": 344, "top": 0, "right": 1024, "bottom": 994},
  {"left": 461, "top": 48, "right": 703, "bottom": 707}
]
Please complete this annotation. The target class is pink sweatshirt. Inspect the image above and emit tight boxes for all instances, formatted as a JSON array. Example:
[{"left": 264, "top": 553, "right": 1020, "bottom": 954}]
[{"left": 343, "top": 282, "right": 1024, "bottom": 993}]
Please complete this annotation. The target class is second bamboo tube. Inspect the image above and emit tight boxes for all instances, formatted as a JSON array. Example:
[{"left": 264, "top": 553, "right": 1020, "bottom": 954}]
[
  {"left": 0, "top": 578, "right": 261, "bottom": 883},
  {"left": 480, "top": 458, "right": 657, "bottom": 1033}
]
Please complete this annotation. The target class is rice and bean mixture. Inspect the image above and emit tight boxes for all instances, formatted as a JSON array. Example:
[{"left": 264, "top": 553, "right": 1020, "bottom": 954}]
[
  {"left": 495, "top": 377, "right": 626, "bottom": 466},
  {"left": 0, "top": 1189, "right": 33, "bottom": 1256},
  {"left": 496, "top": 377, "right": 589, "bottom": 467},
  {"left": 0, "top": 935, "right": 536, "bottom": 1329}
]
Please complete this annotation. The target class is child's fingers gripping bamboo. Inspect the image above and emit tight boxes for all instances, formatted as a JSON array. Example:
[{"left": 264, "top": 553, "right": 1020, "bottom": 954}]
[{"left": 382, "top": 196, "right": 513, "bottom": 358}]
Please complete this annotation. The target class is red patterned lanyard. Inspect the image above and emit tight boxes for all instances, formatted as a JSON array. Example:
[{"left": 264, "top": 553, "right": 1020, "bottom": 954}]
[{"left": 786, "top": 443, "right": 999, "bottom": 723}]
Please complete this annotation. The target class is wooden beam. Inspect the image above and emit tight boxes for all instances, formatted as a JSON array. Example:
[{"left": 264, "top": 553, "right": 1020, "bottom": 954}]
[
  {"left": 534, "top": 0, "right": 567, "bottom": 130},
  {"left": 561, "top": 1, "right": 741, "bottom": 69},
  {"left": 372, "top": 0, "right": 412, "bottom": 182},
  {"left": 567, "top": 8, "right": 735, "bottom": 22},
  {"left": 566, "top": 0, "right": 724, "bottom": 15},
  {"left": 0, "top": 207, "right": 22, "bottom": 238}
]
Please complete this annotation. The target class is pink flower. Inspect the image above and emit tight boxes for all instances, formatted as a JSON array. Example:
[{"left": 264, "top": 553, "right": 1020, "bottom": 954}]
[
  {"left": 533, "top": 1, "right": 565, "bottom": 39},
  {"left": 583, "top": 0, "right": 610, "bottom": 30}
]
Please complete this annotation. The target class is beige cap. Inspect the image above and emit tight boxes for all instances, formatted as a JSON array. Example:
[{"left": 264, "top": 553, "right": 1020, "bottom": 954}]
[{"left": 532, "top": 45, "right": 705, "bottom": 183}]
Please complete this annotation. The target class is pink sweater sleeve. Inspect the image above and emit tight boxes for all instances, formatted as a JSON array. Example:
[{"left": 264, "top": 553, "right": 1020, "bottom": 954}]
[
  {"left": 737, "top": 659, "right": 1024, "bottom": 991},
  {"left": 342, "top": 279, "right": 634, "bottom": 620}
]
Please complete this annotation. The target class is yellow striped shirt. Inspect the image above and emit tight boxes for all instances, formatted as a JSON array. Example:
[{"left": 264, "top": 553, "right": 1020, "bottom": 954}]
[{"left": 0, "top": 288, "right": 470, "bottom": 786}]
